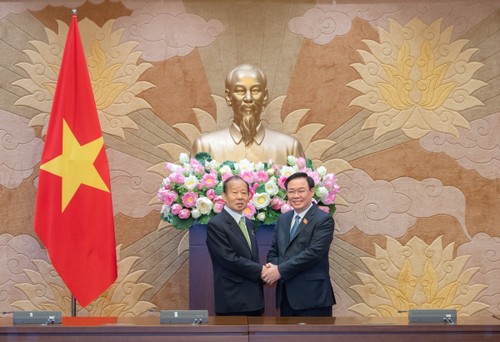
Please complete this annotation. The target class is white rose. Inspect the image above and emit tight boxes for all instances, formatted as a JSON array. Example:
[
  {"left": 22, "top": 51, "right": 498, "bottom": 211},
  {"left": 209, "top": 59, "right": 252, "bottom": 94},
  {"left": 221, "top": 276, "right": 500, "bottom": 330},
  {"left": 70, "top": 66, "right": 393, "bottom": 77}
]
[
  {"left": 219, "top": 165, "right": 232, "bottom": 175},
  {"left": 184, "top": 175, "right": 199, "bottom": 190},
  {"left": 191, "top": 209, "right": 201, "bottom": 219},
  {"left": 257, "top": 212, "right": 267, "bottom": 221},
  {"left": 264, "top": 180, "right": 279, "bottom": 196},
  {"left": 179, "top": 153, "right": 190, "bottom": 164},
  {"left": 255, "top": 162, "right": 265, "bottom": 171},
  {"left": 317, "top": 166, "right": 327, "bottom": 177},
  {"left": 160, "top": 204, "right": 170, "bottom": 215},
  {"left": 252, "top": 192, "right": 271, "bottom": 209},
  {"left": 287, "top": 155, "right": 297, "bottom": 166},
  {"left": 280, "top": 166, "right": 296, "bottom": 177},
  {"left": 195, "top": 197, "right": 214, "bottom": 215},
  {"left": 316, "top": 186, "right": 328, "bottom": 200},
  {"left": 238, "top": 159, "right": 255, "bottom": 172}
]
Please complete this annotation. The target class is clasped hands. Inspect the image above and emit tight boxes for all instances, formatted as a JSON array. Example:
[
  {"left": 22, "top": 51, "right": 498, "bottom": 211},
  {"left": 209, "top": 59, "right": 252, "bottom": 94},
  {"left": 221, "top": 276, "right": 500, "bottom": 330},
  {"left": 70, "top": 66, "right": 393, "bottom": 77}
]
[{"left": 261, "top": 263, "right": 280, "bottom": 285}]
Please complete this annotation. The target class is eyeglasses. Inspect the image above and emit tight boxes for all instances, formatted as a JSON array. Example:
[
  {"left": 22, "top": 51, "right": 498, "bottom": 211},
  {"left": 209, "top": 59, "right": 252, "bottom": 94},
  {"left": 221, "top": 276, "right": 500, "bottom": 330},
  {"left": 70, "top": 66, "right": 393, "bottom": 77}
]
[{"left": 286, "top": 188, "right": 309, "bottom": 196}]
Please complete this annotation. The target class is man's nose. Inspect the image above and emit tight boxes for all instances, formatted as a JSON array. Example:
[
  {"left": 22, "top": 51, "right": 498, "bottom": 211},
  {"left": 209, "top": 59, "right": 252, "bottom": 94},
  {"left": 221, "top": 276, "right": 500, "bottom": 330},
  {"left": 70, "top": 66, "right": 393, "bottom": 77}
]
[{"left": 243, "top": 90, "right": 253, "bottom": 103}]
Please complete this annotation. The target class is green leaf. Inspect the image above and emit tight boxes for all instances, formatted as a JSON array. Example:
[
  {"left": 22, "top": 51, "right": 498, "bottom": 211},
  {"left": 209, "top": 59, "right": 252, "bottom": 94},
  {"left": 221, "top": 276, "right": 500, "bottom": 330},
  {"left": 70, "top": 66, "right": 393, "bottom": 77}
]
[
  {"left": 194, "top": 152, "right": 212, "bottom": 164},
  {"left": 170, "top": 216, "right": 195, "bottom": 230},
  {"left": 306, "top": 158, "right": 314, "bottom": 169},
  {"left": 196, "top": 214, "right": 213, "bottom": 225},
  {"left": 329, "top": 205, "right": 336, "bottom": 216}
]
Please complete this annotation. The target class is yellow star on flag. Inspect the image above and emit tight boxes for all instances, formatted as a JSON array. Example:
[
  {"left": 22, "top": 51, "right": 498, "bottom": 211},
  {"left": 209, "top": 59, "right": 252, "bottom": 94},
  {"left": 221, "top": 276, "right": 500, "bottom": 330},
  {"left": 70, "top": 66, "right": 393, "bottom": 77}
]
[{"left": 40, "top": 119, "right": 110, "bottom": 211}]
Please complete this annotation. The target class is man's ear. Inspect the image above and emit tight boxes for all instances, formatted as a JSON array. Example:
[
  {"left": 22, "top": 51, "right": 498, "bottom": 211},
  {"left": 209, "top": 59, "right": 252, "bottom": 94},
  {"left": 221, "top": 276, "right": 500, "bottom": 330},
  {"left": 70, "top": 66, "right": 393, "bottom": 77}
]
[
  {"left": 225, "top": 89, "right": 232, "bottom": 106},
  {"left": 263, "top": 89, "right": 269, "bottom": 107}
]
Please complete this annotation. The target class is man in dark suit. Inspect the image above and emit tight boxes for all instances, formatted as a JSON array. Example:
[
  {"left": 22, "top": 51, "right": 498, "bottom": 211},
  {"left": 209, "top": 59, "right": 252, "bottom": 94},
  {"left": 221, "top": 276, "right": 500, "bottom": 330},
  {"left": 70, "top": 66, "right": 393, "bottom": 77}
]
[
  {"left": 263, "top": 172, "right": 335, "bottom": 316},
  {"left": 206, "top": 175, "right": 265, "bottom": 316}
]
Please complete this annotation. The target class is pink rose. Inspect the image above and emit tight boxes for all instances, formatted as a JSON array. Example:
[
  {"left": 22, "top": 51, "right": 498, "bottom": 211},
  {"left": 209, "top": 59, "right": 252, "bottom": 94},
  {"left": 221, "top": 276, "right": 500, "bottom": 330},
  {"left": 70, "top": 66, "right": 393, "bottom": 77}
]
[
  {"left": 243, "top": 203, "right": 256, "bottom": 218},
  {"left": 201, "top": 173, "right": 218, "bottom": 189},
  {"left": 240, "top": 171, "right": 255, "bottom": 183},
  {"left": 296, "top": 157, "right": 306, "bottom": 169},
  {"left": 318, "top": 205, "right": 330, "bottom": 214},
  {"left": 181, "top": 191, "right": 198, "bottom": 208},
  {"left": 280, "top": 203, "right": 292, "bottom": 213},
  {"left": 278, "top": 176, "right": 287, "bottom": 189},
  {"left": 254, "top": 170, "right": 269, "bottom": 183},
  {"left": 178, "top": 209, "right": 191, "bottom": 219},
  {"left": 206, "top": 189, "right": 216, "bottom": 200},
  {"left": 171, "top": 203, "right": 183, "bottom": 215},
  {"left": 221, "top": 172, "right": 234, "bottom": 182},
  {"left": 307, "top": 171, "right": 321, "bottom": 185},
  {"left": 270, "top": 196, "right": 285, "bottom": 210},
  {"left": 213, "top": 202, "right": 225, "bottom": 213},
  {"left": 322, "top": 174, "right": 337, "bottom": 188},
  {"left": 169, "top": 172, "right": 185, "bottom": 184}
]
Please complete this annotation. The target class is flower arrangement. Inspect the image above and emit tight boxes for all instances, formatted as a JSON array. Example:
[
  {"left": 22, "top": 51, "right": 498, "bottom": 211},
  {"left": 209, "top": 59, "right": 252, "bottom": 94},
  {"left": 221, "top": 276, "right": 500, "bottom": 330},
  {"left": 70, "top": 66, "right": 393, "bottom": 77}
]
[{"left": 158, "top": 153, "right": 340, "bottom": 230}]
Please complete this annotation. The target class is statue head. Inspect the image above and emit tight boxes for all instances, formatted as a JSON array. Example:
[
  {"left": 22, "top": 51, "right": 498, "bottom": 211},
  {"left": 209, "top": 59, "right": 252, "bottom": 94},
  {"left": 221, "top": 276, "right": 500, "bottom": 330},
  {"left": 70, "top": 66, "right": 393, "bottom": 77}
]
[{"left": 225, "top": 64, "right": 269, "bottom": 146}]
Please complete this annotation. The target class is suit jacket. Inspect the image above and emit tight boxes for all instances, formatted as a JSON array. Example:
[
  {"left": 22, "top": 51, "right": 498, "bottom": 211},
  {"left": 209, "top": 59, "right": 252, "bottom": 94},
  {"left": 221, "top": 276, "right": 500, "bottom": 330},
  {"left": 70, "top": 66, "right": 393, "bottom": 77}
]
[
  {"left": 206, "top": 209, "right": 264, "bottom": 314},
  {"left": 267, "top": 204, "right": 335, "bottom": 310}
]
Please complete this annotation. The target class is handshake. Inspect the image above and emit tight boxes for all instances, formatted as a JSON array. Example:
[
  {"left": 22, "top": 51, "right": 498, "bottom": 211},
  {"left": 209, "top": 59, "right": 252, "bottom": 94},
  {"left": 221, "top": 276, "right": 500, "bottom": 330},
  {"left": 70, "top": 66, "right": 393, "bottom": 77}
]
[{"left": 261, "top": 263, "right": 281, "bottom": 285}]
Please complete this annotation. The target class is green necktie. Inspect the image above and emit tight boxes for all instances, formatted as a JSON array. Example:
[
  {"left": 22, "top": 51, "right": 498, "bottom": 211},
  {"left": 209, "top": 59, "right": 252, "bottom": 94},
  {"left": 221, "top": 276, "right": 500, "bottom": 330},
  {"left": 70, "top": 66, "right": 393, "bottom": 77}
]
[{"left": 238, "top": 217, "right": 252, "bottom": 248}]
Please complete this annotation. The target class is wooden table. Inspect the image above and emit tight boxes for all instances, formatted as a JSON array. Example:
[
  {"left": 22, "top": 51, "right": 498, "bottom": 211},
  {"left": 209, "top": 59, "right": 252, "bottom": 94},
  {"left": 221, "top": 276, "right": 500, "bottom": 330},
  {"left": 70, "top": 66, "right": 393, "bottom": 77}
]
[
  {"left": 0, "top": 316, "right": 248, "bottom": 342},
  {"left": 2, "top": 315, "right": 500, "bottom": 341},
  {"left": 248, "top": 316, "right": 500, "bottom": 341}
]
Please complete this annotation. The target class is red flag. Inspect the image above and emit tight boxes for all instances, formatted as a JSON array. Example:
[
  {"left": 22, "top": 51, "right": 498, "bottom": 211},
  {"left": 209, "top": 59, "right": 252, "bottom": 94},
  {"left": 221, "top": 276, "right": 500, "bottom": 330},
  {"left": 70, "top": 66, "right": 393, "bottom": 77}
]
[{"left": 34, "top": 12, "right": 117, "bottom": 308}]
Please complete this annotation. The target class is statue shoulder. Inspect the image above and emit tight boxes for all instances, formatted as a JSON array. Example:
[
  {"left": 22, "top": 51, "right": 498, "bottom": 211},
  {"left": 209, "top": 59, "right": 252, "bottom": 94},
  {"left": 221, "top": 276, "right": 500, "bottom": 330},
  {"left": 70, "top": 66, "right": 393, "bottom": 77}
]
[
  {"left": 264, "top": 127, "right": 299, "bottom": 142},
  {"left": 263, "top": 127, "right": 305, "bottom": 157},
  {"left": 194, "top": 128, "right": 231, "bottom": 142}
]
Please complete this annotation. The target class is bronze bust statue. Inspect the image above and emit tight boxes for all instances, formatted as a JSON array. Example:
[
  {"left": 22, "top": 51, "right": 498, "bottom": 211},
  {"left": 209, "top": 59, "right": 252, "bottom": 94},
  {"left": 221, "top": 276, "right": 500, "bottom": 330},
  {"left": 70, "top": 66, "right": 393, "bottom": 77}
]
[{"left": 191, "top": 64, "right": 305, "bottom": 165}]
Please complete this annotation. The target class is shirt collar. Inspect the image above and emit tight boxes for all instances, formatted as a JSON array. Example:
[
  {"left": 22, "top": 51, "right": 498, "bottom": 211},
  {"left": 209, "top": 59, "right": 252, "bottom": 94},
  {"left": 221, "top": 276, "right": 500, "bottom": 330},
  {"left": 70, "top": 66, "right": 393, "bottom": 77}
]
[
  {"left": 294, "top": 203, "right": 313, "bottom": 219},
  {"left": 229, "top": 121, "right": 265, "bottom": 145},
  {"left": 224, "top": 206, "right": 244, "bottom": 223}
]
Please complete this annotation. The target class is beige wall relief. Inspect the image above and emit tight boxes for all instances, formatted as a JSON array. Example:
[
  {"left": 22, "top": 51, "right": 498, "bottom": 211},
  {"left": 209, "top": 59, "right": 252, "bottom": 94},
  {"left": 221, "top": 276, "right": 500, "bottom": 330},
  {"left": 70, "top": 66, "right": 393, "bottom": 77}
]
[
  {"left": 11, "top": 244, "right": 155, "bottom": 316},
  {"left": 420, "top": 112, "right": 500, "bottom": 180},
  {"left": 0, "top": 110, "right": 43, "bottom": 189},
  {"left": 457, "top": 233, "right": 500, "bottom": 316},
  {"left": 335, "top": 169, "right": 471, "bottom": 239},
  {"left": 14, "top": 18, "right": 154, "bottom": 139},
  {"left": 349, "top": 236, "right": 488, "bottom": 317},
  {"left": 113, "top": 1, "right": 224, "bottom": 62},
  {"left": 288, "top": 1, "right": 499, "bottom": 43},
  {"left": 348, "top": 18, "right": 486, "bottom": 140}
]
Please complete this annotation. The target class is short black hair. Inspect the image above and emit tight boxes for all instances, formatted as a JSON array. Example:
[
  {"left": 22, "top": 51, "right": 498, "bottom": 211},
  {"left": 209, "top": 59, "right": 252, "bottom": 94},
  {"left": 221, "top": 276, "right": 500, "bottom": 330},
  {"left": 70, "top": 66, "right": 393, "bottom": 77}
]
[
  {"left": 223, "top": 175, "right": 250, "bottom": 194},
  {"left": 284, "top": 172, "right": 315, "bottom": 190}
]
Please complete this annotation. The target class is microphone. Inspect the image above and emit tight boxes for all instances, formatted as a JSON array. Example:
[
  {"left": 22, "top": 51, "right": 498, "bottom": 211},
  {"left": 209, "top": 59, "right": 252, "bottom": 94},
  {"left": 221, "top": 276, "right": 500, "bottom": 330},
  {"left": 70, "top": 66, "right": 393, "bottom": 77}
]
[{"left": 443, "top": 317, "right": 455, "bottom": 325}]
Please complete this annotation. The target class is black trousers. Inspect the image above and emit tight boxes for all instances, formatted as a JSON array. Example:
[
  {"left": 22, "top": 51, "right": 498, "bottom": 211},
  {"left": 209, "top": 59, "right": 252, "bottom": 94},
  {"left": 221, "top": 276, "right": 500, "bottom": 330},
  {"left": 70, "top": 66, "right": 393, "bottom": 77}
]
[{"left": 280, "top": 283, "right": 332, "bottom": 317}]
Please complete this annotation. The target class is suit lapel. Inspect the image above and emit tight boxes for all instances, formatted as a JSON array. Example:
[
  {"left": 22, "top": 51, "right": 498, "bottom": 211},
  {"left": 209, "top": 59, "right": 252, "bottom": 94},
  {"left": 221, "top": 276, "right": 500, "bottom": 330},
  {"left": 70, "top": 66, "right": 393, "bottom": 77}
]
[
  {"left": 287, "top": 205, "right": 317, "bottom": 245},
  {"left": 248, "top": 221, "right": 259, "bottom": 260},
  {"left": 224, "top": 211, "right": 255, "bottom": 254},
  {"left": 282, "top": 211, "right": 294, "bottom": 246}
]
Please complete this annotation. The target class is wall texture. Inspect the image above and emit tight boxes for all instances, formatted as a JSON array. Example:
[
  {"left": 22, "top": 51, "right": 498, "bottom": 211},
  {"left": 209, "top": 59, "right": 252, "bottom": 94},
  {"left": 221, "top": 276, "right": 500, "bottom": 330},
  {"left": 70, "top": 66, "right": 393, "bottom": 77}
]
[{"left": 0, "top": 0, "right": 499, "bottom": 317}]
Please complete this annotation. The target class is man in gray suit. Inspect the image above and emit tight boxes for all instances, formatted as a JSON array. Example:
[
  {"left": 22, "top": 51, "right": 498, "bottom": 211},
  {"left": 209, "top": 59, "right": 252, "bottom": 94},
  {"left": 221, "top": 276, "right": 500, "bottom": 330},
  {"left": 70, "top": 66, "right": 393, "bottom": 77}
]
[
  {"left": 206, "top": 175, "right": 265, "bottom": 316},
  {"left": 263, "top": 172, "right": 335, "bottom": 316}
]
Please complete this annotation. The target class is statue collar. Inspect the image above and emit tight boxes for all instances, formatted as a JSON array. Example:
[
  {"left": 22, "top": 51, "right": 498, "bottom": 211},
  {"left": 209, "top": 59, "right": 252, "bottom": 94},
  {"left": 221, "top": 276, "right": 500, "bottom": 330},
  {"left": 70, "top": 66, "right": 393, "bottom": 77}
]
[{"left": 229, "top": 122, "right": 265, "bottom": 145}]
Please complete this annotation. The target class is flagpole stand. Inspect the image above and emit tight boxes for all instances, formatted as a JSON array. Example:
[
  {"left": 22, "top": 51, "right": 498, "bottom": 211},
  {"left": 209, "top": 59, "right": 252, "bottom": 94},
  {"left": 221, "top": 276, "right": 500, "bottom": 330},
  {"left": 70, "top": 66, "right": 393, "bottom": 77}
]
[{"left": 71, "top": 295, "right": 77, "bottom": 317}]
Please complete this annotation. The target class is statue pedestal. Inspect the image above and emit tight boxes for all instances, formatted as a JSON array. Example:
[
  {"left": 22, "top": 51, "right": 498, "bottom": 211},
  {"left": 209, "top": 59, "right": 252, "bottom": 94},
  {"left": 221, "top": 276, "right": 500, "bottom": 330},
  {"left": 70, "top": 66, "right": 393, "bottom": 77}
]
[{"left": 189, "top": 224, "right": 278, "bottom": 316}]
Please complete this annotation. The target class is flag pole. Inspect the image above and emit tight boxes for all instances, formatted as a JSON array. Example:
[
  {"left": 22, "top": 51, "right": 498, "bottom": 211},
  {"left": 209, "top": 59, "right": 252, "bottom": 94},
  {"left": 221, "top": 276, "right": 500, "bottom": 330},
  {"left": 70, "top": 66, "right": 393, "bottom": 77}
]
[
  {"left": 71, "top": 295, "right": 77, "bottom": 317},
  {"left": 71, "top": 7, "right": 78, "bottom": 318}
]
